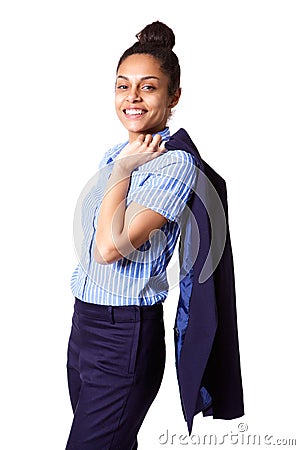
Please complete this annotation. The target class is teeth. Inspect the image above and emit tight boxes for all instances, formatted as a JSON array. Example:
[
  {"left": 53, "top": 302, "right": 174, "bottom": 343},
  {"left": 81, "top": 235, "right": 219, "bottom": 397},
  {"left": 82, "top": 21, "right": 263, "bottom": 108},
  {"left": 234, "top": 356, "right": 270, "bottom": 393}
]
[{"left": 125, "top": 109, "right": 145, "bottom": 115}]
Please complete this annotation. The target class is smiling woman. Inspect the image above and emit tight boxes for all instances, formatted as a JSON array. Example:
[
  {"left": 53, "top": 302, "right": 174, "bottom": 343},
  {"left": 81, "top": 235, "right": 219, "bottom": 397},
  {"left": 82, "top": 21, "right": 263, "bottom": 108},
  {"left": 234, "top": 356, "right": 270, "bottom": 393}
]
[
  {"left": 65, "top": 21, "right": 198, "bottom": 450},
  {"left": 115, "top": 54, "right": 180, "bottom": 141}
]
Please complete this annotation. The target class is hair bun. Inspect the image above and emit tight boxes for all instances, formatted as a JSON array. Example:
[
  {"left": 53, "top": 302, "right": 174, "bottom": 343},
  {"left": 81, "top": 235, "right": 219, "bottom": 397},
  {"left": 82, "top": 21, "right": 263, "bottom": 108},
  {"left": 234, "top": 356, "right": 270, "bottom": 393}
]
[{"left": 136, "top": 21, "right": 175, "bottom": 50}]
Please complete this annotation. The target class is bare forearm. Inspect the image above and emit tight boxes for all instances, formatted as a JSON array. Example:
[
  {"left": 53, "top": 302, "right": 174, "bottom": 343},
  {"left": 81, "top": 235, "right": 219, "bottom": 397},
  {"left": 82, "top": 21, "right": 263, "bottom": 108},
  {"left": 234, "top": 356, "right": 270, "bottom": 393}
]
[{"left": 95, "top": 162, "right": 132, "bottom": 259}]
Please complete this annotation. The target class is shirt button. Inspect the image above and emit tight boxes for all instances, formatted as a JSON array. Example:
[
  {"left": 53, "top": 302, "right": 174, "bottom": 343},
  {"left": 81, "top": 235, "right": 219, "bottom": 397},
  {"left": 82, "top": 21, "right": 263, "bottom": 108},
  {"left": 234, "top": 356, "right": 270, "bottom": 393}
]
[{"left": 174, "top": 327, "right": 179, "bottom": 337}]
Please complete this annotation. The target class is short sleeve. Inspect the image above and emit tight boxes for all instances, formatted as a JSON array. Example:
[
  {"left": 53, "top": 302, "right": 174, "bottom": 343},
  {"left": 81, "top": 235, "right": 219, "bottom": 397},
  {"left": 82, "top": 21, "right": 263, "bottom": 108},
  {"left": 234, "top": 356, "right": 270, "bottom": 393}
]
[{"left": 127, "top": 150, "right": 197, "bottom": 223}]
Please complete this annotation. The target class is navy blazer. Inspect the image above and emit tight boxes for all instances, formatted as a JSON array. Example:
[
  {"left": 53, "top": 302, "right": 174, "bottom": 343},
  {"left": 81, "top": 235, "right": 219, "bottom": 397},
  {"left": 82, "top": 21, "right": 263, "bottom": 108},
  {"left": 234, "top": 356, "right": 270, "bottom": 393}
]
[{"left": 165, "top": 129, "right": 244, "bottom": 434}]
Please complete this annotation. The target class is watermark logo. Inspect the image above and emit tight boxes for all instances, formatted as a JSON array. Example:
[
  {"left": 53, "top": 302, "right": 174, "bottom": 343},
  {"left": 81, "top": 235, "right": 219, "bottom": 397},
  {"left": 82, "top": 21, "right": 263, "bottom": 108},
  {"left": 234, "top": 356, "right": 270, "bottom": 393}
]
[{"left": 158, "top": 423, "right": 297, "bottom": 446}]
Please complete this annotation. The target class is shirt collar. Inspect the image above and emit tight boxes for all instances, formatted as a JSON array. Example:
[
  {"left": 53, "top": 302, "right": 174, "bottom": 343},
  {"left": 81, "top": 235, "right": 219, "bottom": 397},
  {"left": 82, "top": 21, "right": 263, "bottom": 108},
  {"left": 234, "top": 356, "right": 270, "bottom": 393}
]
[{"left": 154, "top": 126, "right": 170, "bottom": 142}]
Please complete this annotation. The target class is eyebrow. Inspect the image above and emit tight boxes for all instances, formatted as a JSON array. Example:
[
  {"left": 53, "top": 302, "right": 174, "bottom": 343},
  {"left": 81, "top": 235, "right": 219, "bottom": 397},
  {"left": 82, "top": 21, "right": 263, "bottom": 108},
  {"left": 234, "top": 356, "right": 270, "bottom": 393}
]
[{"left": 116, "top": 75, "right": 160, "bottom": 81}]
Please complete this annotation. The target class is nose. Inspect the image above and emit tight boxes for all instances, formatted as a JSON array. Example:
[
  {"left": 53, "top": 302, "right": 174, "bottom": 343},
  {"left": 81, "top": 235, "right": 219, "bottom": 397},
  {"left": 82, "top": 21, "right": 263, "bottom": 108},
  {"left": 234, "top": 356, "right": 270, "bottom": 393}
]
[{"left": 126, "top": 86, "right": 142, "bottom": 103}]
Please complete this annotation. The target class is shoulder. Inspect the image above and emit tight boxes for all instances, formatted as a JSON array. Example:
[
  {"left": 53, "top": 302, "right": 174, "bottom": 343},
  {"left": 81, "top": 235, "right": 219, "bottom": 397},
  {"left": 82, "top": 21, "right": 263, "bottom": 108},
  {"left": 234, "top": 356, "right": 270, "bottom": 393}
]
[
  {"left": 165, "top": 148, "right": 196, "bottom": 163},
  {"left": 137, "top": 149, "right": 197, "bottom": 190},
  {"left": 151, "top": 149, "right": 198, "bottom": 179}
]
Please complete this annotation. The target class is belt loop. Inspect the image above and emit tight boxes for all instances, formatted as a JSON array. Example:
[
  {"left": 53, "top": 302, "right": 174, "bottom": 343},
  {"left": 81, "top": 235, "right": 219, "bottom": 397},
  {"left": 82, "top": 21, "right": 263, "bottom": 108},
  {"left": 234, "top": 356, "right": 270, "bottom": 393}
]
[{"left": 108, "top": 306, "right": 115, "bottom": 324}]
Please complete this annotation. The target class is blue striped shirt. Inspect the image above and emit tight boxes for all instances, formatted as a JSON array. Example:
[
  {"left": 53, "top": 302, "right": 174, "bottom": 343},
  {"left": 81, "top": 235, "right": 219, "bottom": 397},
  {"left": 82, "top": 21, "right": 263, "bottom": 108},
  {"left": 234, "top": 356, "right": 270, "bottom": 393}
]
[{"left": 71, "top": 127, "right": 198, "bottom": 306}]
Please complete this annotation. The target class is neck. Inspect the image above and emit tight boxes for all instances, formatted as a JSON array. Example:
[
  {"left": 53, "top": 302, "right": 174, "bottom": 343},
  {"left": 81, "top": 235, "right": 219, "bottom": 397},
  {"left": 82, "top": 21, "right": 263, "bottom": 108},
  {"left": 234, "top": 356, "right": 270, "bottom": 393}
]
[{"left": 128, "top": 126, "right": 168, "bottom": 143}]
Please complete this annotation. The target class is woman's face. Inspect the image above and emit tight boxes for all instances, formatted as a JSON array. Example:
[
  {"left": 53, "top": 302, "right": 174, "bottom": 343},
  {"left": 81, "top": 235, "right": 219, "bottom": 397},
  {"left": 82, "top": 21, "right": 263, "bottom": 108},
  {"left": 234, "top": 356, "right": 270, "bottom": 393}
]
[{"left": 115, "top": 54, "right": 180, "bottom": 142}]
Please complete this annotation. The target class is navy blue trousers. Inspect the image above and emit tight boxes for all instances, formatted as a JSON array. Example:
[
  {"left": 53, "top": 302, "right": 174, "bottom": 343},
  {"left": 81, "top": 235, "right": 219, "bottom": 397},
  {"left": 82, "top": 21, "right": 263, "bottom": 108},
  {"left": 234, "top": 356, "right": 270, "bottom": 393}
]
[{"left": 66, "top": 298, "right": 166, "bottom": 449}]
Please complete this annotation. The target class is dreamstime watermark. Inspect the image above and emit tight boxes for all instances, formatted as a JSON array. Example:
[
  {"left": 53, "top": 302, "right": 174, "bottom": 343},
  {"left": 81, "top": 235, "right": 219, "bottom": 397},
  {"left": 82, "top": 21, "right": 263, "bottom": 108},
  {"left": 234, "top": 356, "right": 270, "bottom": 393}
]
[
  {"left": 158, "top": 423, "right": 297, "bottom": 446},
  {"left": 73, "top": 151, "right": 227, "bottom": 297}
]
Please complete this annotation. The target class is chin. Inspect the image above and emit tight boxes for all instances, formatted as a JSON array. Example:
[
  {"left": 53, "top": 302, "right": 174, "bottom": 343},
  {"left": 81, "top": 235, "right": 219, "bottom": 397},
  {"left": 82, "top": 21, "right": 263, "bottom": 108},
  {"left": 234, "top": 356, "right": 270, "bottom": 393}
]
[{"left": 122, "top": 123, "right": 148, "bottom": 134}]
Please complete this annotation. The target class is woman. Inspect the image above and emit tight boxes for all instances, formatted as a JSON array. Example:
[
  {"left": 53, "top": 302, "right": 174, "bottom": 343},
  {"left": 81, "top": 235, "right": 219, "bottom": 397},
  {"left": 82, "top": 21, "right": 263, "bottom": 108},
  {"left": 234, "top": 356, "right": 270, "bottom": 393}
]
[{"left": 66, "top": 21, "right": 198, "bottom": 449}]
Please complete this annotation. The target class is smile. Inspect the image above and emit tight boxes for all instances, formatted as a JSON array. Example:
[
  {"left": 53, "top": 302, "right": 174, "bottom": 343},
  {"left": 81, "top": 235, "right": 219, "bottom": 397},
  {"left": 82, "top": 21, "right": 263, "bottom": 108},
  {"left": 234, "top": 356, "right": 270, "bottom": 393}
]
[{"left": 123, "top": 108, "right": 147, "bottom": 118}]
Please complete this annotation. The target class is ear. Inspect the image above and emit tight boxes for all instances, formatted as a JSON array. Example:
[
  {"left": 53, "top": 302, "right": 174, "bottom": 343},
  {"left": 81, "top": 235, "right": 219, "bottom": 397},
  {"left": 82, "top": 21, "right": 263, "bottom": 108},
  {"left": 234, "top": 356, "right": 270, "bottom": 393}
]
[{"left": 168, "top": 88, "right": 181, "bottom": 108}]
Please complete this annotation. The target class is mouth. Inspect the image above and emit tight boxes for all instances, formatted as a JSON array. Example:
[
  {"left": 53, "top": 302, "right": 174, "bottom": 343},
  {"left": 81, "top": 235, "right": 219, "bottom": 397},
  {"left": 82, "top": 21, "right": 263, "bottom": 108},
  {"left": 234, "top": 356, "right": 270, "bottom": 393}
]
[{"left": 123, "top": 108, "right": 148, "bottom": 119}]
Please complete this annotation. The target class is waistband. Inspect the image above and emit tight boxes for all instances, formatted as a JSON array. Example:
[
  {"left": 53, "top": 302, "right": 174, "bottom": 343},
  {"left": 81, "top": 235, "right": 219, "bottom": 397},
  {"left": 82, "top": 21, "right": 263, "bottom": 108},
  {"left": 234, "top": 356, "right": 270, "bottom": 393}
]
[{"left": 74, "top": 297, "right": 163, "bottom": 323}]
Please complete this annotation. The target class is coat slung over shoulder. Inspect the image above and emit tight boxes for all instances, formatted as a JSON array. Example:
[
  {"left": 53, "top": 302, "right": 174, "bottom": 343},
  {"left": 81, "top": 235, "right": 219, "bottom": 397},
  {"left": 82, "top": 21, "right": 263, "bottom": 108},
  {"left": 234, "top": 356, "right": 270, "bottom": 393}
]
[{"left": 165, "top": 129, "right": 244, "bottom": 434}]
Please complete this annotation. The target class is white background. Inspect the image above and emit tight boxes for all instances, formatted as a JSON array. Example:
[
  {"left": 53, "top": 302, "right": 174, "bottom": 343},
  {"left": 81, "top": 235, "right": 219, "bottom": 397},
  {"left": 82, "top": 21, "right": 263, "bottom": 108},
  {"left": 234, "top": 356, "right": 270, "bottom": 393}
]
[{"left": 1, "top": 0, "right": 299, "bottom": 448}]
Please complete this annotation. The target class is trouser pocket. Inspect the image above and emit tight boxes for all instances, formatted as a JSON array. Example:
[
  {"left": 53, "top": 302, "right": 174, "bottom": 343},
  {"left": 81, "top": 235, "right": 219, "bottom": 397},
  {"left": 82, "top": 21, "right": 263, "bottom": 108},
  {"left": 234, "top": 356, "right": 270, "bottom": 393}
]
[{"left": 79, "top": 314, "right": 141, "bottom": 378}]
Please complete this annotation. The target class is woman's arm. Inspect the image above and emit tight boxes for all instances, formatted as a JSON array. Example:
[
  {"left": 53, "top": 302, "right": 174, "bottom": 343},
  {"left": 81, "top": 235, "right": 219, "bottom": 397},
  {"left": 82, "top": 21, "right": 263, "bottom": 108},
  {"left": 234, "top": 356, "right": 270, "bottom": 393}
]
[{"left": 94, "top": 134, "right": 168, "bottom": 264}]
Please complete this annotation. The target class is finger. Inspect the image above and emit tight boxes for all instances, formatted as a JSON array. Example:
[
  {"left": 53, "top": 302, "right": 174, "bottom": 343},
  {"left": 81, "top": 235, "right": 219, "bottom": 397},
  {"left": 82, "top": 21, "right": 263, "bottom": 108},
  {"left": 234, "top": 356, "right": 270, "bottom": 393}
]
[
  {"left": 144, "top": 134, "right": 153, "bottom": 145},
  {"left": 151, "top": 134, "right": 162, "bottom": 150},
  {"left": 136, "top": 134, "right": 145, "bottom": 144},
  {"left": 159, "top": 140, "right": 166, "bottom": 151}
]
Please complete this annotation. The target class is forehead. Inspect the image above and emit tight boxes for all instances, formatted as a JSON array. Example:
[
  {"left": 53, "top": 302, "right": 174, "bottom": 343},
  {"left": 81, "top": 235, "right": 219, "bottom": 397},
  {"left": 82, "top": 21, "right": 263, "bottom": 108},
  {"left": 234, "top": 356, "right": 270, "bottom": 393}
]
[{"left": 116, "top": 54, "right": 167, "bottom": 80}]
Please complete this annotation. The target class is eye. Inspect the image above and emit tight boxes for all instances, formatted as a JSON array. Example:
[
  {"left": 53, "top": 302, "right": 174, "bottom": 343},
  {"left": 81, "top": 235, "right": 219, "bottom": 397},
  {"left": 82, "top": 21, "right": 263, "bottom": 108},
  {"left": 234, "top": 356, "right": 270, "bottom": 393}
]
[
  {"left": 142, "top": 85, "right": 156, "bottom": 91},
  {"left": 116, "top": 84, "right": 128, "bottom": 90}
]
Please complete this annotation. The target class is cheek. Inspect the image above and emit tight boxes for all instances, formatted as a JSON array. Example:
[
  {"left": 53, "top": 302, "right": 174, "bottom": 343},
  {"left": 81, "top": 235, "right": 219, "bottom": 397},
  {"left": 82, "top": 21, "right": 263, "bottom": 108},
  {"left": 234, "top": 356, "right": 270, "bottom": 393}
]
[
  {"left": 115, "top": 97, "right": 124, "bottom": 116},
  {"left": 150, "top": 96, "right": 168, "bottom": 112},
  {"left": 151, "top": 100, "right": 170, "bottom": 119},
  {"left": 115, "top": 91, "right": 124, "bottom": 106}
]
